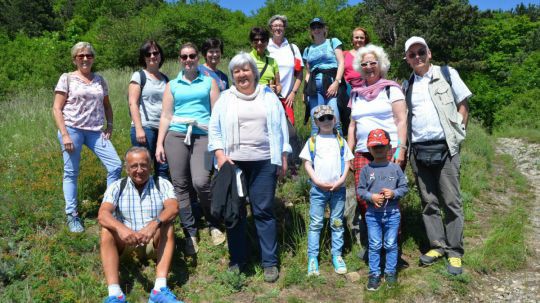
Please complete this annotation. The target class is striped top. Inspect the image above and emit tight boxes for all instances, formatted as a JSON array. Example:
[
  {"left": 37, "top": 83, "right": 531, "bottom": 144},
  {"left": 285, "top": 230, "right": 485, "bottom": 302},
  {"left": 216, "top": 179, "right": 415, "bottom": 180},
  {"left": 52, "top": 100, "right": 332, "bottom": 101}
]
[{"left": 102, "top": 176, "right": 176, "bottom": 231}]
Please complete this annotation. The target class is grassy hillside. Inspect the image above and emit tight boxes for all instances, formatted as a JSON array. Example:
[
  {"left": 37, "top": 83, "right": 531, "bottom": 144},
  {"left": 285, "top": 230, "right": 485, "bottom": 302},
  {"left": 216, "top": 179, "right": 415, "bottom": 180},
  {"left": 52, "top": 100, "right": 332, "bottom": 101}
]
[{"left": 0, "top": 62, "right": 532, "bottom": 302}]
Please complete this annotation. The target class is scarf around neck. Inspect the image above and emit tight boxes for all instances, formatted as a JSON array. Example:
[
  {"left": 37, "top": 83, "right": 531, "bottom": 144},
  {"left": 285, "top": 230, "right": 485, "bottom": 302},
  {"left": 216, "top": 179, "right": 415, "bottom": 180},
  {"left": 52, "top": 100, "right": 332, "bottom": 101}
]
[{"left": 350, "top": 78, "right": 401, "bottom": 101}]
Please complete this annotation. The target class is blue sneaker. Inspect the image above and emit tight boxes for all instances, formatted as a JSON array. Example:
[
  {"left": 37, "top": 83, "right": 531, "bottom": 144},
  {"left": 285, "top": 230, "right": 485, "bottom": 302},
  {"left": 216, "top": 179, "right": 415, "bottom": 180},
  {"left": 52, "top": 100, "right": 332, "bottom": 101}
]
[
  {"left": 307, "top": 256, "right": 319, "bottom": 276},
  {"left": 332, "top": 255, "right": 347, "bottom": 274},
  {"left": 67, "top": 214, "right": 84, "bottom": 233},
  {"left": 148, "top": 287, "right": 183, "bottom": 303},
  {"left": 103, "top": 295, "right": 127, "bottom": 303}
]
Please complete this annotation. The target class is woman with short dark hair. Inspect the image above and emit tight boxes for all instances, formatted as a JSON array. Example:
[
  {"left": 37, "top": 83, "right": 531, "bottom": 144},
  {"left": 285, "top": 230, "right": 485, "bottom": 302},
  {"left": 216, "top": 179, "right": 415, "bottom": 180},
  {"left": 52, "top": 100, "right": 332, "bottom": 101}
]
[
  {"left": 199, "top": 38, "right": 229, "bottom": 92},
  {"left": 248, "top": 27, "right": 282, "bottom": 95}
]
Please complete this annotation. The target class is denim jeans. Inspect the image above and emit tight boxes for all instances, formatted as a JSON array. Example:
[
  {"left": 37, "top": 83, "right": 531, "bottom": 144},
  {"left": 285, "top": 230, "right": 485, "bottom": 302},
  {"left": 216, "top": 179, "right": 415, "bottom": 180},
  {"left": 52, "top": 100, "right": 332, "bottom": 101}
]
[
  {"left": 366, "top": 209, "right": 401, "bottom": 276},
  {"left": 225, "top": 160, "right": 278, "bottom": 268},
  {"left": 308, "top": 77, "right": 341, "bottom": 136},
  {"left": 58, "top": 126, "right": 122, "bottom": 215},
  {"left": 307, "top": 185, "right": 346, "bottom": 258},
  {"left": 130, "top": 126, "right": 170, "bottom": 179}
]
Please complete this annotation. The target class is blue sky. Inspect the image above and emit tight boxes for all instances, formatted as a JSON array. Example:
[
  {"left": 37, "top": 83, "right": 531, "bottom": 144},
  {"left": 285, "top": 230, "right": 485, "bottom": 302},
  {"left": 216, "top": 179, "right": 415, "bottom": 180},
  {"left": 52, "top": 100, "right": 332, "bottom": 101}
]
[{"left": 215, "top": 0, "right": 538, "bottom": 15}]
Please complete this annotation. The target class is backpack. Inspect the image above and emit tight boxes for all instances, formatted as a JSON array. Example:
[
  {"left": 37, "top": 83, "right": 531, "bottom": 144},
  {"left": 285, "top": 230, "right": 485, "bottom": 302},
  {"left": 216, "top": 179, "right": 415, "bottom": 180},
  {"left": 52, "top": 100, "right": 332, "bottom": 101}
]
[
  {"left": 130, "top": 70, "right": 169, "bottom": 121},
  {"left": 308, "top": 134, "right": 346, "bottom": 174}
]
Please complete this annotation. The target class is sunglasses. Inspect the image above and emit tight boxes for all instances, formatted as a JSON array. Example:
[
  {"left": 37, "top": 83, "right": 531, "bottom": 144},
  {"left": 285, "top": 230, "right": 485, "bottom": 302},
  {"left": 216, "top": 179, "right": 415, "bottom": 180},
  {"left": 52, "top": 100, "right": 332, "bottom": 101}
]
[
  {"left": 252, "top": 38, "right": 267, "bottom": 43},
  {"left": 76, "top": 54, "right": 94, "bottom": 59},
  {"left": 145, "top": 51, "right": 160, "bottom": 58},
  {"left": 180, "top": 53, "right": 197, "bottom": 60},
  {"left": 407, "top": 49, "right": 427, "bottom": 59},
  {"left": 310, "top": 24, "right": 324, "bottom": 30},
  {"left": 360, "top": 61, "right": 378, "bottom": 68},
  {"left": 317, "top": 114, "right": 334, "bottom": 122}
]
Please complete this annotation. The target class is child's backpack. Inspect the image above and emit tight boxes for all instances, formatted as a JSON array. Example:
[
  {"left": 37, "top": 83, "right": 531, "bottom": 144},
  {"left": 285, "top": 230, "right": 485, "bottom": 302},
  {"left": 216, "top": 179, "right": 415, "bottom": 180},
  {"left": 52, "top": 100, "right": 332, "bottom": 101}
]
[{"left": 308, "top": 134, "right": 345, "bottom": 174}]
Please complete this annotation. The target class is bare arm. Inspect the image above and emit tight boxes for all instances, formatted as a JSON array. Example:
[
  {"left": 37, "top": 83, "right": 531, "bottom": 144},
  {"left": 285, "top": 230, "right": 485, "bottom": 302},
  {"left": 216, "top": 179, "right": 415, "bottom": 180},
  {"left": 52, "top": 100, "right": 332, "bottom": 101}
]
[
  {"left": 98, "top": 202, "right": 141, "bottom": 246},
  {"left": 326, "top": 47, "right": 344, "bottom": 98},
  {"left": 458, "top": 99, "right": 469, "bottom": 128},
  {"left": 285, "top": 68, "right": 303, "bottom": 107},
  {"left": 209, "top": 79, "right": 220, "bottom": 108},
  {"left": 102, "top": 95, "right": 114, "bottom": 139},
  {"left": 156, "top": 84, "right": 173, "bottom": 163},
  {"left": 392, "top": 100, "right": 407, "bottom": 166},
  {"left": 128, "top": 81, "right": 146, "bottom": 144},
  {"left": 52, "top": 91, "right": 74, "bottom": 152},
  {"left": 137, "top": 198, "right": 179, "bottom": 245}
]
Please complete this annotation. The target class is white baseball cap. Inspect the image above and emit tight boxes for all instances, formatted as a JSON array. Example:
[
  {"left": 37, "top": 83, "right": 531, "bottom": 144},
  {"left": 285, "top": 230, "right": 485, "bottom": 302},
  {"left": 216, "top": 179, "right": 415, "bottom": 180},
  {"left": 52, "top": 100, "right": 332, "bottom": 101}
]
[{"left": 405, "top": 36, "right": 429, "bottom": 52}]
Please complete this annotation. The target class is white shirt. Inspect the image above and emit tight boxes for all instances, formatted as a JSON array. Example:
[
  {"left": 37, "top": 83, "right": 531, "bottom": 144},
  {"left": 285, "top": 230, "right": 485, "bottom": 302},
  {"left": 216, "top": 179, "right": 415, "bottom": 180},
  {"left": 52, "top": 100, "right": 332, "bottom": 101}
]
[
  {"left": 267, "top": 38, "right": 303, "bottom": 97},
  {"left": 411, "top": 65, "right": 472, "bottom": 143},
  {"left": 350, "top": 86, "right": 405, "bottom": 152},
  {"left": 299, "top": 134, "right": 354, "bottom": 185}
]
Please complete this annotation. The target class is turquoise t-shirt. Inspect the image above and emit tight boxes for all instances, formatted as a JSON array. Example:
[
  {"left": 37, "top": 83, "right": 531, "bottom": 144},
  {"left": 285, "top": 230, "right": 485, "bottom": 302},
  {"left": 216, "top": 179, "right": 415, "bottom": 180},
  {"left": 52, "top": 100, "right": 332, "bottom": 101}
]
[
  {"left": 169, "top": 71, "right": 212, "bottom": 135},
  {"left": 302, "top": 38, "right": 342, "bottom": 73}
]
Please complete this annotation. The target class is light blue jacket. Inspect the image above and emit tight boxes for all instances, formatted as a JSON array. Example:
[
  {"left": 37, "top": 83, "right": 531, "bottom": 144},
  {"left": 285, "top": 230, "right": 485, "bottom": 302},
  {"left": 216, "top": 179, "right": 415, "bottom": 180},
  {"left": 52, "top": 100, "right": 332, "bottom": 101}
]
[{"left": 208, "top": 85, "right": 291, "bottom": 166}]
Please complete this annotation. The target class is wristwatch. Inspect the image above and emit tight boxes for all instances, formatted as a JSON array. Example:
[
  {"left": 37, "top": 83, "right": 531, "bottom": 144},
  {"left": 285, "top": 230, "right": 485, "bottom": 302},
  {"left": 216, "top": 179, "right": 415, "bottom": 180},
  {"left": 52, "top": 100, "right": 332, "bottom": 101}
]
[{"left": 155, "top": 217, "right": 162, "bottom": 228}]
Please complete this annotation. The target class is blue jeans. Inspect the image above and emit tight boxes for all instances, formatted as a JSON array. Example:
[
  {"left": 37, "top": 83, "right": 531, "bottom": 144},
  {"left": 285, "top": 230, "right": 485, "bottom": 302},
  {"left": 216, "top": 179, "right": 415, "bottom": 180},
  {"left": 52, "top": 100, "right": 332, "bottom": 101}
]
[
  {"left": 226, "top": 160, "right": 278, "bottom": 268},
  {"left": 130, "top": 126, "right": 170, "bottom": 179},
  {"left": 366, "top": 209, "right": 401, "bottom": 276},
  {"left": 58, "top": 127, "right": 122, "bottom": 215},
  {"left": 307, "top": 186, "right": 345, "bottom": 257},
  {"left": 309, "top": 77, "right": 341, "bottom": 135}
]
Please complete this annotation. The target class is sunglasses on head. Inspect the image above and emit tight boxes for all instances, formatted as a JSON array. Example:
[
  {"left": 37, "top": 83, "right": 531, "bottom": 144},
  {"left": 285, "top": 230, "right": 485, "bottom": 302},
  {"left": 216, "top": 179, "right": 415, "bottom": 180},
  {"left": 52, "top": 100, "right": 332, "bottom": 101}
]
[
  {"left": 76, "top": 54, "right": 94, "bottom": 59},
  {"left": 360, "top": 61, "right": 378, "bottom": 68},
  {"left": 180, "top": 53, "right": 197, "bottom": 60},
  {"left": 145, "top": 51, "right": 160, "bottom": 58},
  {"left": 317, "top": 114, "right": 334, "bottom": 122},
  {"left": 407, "top": 48, "right": 427, "bottom": 59}
]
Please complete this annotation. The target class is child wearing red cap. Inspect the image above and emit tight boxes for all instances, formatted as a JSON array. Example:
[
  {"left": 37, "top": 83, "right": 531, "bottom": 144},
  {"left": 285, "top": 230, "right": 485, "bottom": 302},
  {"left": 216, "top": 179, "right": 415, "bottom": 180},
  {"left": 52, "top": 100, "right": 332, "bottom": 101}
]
[{"left": 357, "top": 128, "right": 408, "bottom": 291}]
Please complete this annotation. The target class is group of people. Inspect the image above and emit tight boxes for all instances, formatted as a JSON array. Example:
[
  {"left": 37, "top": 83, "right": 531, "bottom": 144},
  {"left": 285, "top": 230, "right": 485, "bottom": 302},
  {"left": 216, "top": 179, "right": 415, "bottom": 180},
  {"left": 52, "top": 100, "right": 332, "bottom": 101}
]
[{"left": 52, "top": 13, "right": 471, "bottom": 302}]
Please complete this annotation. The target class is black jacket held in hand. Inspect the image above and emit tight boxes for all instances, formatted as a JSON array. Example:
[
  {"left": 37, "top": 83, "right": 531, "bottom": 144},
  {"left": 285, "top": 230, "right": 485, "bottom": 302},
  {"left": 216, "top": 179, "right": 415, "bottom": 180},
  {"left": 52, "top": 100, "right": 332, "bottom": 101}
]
[{"left": 210, "top": 162, "right": 247, "bottom": 229}]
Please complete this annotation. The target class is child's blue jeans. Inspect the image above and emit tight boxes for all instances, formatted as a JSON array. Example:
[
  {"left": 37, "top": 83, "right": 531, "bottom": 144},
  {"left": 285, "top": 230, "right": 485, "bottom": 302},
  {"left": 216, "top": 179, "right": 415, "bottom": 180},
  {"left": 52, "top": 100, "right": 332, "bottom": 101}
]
[
  {"left": 366, "top": 208, "right": 401, "bottom": 276},
  {"left": 307, "top": 185, "right": 345, "bottom": 258}
]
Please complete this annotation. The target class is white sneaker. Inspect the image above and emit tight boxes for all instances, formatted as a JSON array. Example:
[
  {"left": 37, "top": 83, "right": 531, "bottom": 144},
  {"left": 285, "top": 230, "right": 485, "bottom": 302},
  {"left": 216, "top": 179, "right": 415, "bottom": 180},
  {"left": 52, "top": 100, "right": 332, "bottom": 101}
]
[
  {"left": 185, "top": 236, "right": 199, "bottom": 255},
  {"left": 210, "top": 227, "right": 226, "bottom": 246}
]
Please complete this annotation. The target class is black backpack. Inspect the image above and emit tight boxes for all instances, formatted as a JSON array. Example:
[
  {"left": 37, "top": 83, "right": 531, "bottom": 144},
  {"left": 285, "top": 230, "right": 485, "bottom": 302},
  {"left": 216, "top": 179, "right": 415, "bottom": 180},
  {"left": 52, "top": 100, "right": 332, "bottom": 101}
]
[{"left": 130, "top": 70, "right": 169, "bottom": 121}]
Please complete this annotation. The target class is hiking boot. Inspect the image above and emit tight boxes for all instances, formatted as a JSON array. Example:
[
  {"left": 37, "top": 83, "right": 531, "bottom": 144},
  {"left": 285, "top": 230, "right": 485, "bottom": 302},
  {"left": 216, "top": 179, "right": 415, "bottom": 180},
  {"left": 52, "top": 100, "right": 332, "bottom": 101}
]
[
  {"left": 307, "top": 256, "right": 320, "bottom": 276},
  {"left": 148, "top": 287, "right": 183, "bottom": 303},
  {"left": 263, "top": 266, "right": 279, "bottom": 283},
  {"left": 332, "top": 255, "right": 347, "bottom": 274},
  {"left": 209, "top": 227, "right": 226, "bottom": 246},
  {"left": 366, "top": 274, "right": 381, "bottom": 291},
  {"left": 447, "top": 257, "right": 463, "bottom": 275},
  {"left": 384, "top": 273, "right": 398, "bottom": 288},
  {"left": 184, "top": 236, "right": 199, "bottom": 255},
  {"left": 419, "top": 249, "right": 443, "bottom": 266},
  {"left": 67, "top": 214, "right": 84, "bottom": 233},
  {"left": 103, "top": 295, "right": 127, "bottom": 303}
]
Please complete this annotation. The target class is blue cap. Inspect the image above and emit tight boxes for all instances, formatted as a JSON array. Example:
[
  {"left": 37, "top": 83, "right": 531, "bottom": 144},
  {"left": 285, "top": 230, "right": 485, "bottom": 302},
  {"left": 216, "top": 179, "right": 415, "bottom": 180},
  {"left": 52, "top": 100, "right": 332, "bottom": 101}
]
[{"left": 309, "top": 17, "right": 326, "bottom": 27}]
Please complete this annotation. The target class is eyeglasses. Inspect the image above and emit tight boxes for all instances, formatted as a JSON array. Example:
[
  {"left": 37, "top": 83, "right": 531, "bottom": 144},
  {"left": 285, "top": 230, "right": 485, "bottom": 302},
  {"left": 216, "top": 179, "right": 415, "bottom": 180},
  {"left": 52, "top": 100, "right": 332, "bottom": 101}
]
[
  {"left": 317, "top": 114, "right": 334, "bottom": 122},
  {"left": 407, "top": 49, "right": 427, "bottom": 59},
  {"left": 76, "top": 54, "right": 94, "bottom": 60},
  {"left": 180, "top": 53, "right": 197, "bottom": 60},
  {"left": 360, "top": 61, "right": 378, "bottom": 68},
  {"left": 128, "top": 163, "right": 149, "bottom": 170},
  {"left": 252, "top": 38, "right": 267, "bottom": 43},
  {"left": 145, "top": 51, "right": 160, "bottom": 58},
  {"left": 271, "top": 25, "right": 284, "bottom": 29}
]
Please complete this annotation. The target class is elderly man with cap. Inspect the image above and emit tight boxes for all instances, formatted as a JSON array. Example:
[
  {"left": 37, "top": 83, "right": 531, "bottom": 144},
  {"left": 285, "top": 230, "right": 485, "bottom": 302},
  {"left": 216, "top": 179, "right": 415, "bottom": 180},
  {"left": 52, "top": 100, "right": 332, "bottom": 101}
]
[{"left": 403, "top": 36, "right": 471, "bottom": 275}]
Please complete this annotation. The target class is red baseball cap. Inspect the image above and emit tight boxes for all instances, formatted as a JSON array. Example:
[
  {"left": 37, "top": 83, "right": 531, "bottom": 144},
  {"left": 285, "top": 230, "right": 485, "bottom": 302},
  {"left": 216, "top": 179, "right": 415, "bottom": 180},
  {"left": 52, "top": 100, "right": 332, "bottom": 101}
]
[{"left": 367, "top": 129, "right": 390, "bottom": 147}]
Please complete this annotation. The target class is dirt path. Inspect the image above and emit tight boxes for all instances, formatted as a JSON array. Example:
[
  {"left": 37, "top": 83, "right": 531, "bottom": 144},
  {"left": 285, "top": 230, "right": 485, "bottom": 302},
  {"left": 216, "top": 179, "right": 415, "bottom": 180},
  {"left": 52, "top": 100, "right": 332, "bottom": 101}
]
[{"left": 468, "top": 138, "right": 540, "bottom": 302}]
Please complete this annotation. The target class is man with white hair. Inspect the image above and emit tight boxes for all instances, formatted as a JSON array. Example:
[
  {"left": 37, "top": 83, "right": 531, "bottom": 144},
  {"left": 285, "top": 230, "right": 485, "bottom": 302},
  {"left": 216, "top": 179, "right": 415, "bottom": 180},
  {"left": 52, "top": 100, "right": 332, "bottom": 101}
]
[{"left": 403, "top": 36, "right": 471, "bottom": 275}]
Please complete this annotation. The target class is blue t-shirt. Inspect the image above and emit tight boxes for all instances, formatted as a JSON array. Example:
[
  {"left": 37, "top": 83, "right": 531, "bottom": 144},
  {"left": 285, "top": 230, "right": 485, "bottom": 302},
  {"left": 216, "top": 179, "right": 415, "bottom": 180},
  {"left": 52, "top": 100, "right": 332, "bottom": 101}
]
[
  {"left": 198, "top": 65, "right": 229, "bottom": 92},
  {"left": 169, "top": 72, "right": 212, "bottom": 135},
  {"left": 302, "top": 38, "right": 342, "bottom": 73}
]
